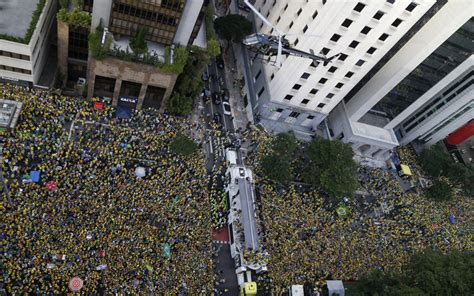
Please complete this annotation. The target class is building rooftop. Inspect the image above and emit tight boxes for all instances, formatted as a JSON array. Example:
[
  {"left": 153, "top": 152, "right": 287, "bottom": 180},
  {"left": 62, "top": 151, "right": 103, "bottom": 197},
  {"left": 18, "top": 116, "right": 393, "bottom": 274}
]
[
  {"left": 0, "top": 99, "right": 23, "bottom": 129},
  {"left": 0, "top": 0, "right": 40, "bottom": 38}
]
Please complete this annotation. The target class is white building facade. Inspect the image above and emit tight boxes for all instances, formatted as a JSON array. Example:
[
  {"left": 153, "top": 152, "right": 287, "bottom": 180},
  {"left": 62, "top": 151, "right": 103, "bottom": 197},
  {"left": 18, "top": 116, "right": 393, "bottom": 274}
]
[
  {"left": 242, "top": 0, "right": 438, "bottom": 139},
  {"left": 328, "top": 0, "right": 473, "bottom": 163},
  {"left": 0, "top": 0, "right": 57, "bottom": 86}
]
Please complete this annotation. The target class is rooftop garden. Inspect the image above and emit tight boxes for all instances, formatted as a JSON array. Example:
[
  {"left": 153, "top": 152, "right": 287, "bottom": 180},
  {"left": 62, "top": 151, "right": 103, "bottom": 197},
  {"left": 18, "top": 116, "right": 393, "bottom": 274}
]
[
  {"left": 0, "top": 0, "right": 46, "bottom": 44},
  {"left": 88, "top": 26, "right": 188, "bottom": 75}
]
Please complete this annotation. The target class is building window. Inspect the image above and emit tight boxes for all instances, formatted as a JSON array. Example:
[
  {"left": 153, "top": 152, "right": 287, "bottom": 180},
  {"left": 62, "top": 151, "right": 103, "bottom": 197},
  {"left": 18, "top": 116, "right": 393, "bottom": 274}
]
[
  {"left": 349, "top": 40, "right": 360, "bottom": 48},
  {"left": 255, "top": 70, "right": 262, "bottom": 81},
  {"left": 301, "top": 99, "right": 310, "bottom": 104},
  {"left": 345, "top": 71, "right": 354, "bottom": 78},
  {"left": 361, "top": 26, "right": 372, "bottom": 35},
  {"left": 335, "top": 82, "right": 344, "bottom": 88},
  {"left": 277, "top": 16, "right": 281, "bottom": 23},
  {"left": 392, "top": 18, "right": 403, "bottom": 27},
  {"left": 328, "top": 66, "right": 337, "bottom": 73},
  {"left": 353, "top": 2, "right": 366, "bottom": 12},
  {"left": 326, "top": 93, "right": 335, "bottom": 99},
  {"left": 330, "top": 34, "right": 341, "bottom": 42},
  {"left": 293, "top": 84, "right": 302, "bottom": 90},
  {"left": 301, "top": 72, "right": 311, "bottom": 79},
  {"left": 297, "top": 8, "right": 302, "bottom": 16},
  {"left": 406, "top": 2, "right": 417, "bottom": 12},
  {"left": 341, "top": 19, "right": 353, "bottom": 28},
  {"left": 307, "top": 115, "right": 315, "bottom": 120},
  {"left": 373, "top": 10, "right": 385, "bottom": 20},
  {"left": 312, "top": 10, "right": 318, "bottom": 19},
  {"left": 258, "top": 87, "right": 265, "bottom": 97},
  {"left": 284, "top": 3, "right": 288, "bottom": 11},
  {"left": 317, "top": 103, "right": 326, "bottom": 108},
  {"left": 387, "top": 0, "right": 395, "bottom": 4},
  {"left": 367, "top": 47, "right": 377, "bottom": 54},
  {"left": 319, "top": 78, "right": 328, "bottom": 84},
  {"left": 338, "top": 53, "right": 348, "bottom": 61},
  {"left": 379, "top": 33, "right": 389, "bottom": 41},
  {"left": 303, "top": 25, "right": 308, "bottom": 33},
  {"left": 310, "top": 88, "right": 318, "bottom": 95},
  {"left": 289, "top": 111, "right": 300, "bottom": 118},
  {"left": 294, "top": 38, "right": 299, "bottom": 46},
  {"left": 270, "top": 73, "right": 275, "bottom": 80},
  {"left": 276, "top": 108, "right": 283, "bottom": 113},
  {"left": 355, "top": 59, "right": 366, "bottom": 66},
  {"left": 284, "top": 94, "right": 293, "bottom": 100},
  {"left": 320, "top": 47, "right": 330, "bottom": 55}
]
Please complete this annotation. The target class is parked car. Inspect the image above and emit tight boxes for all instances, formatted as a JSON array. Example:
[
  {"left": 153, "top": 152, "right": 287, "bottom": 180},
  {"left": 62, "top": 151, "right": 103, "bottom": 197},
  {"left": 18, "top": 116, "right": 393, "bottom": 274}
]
[
  {"left": 212, "top": 92, "right": 222, "bottom": 105},
  {"left": 213, "top": 112, "right": 222, "bottom": 125},
  {"left": 216, "top": 55, "right": 224, "bottom": 69},
  {"left": 201, "top": 72, "right": 209, "bottom": 81},
  {"left": 222, "top": 101, "right": 232, "bottom": 116}
]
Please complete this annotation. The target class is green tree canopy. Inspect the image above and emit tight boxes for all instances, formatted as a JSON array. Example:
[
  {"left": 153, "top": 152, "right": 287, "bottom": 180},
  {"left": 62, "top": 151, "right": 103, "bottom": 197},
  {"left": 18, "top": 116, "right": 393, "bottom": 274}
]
[
  {"left": 419, "top": 144, "right": 452, "bottom": 177},
  {"left": 261, "top": 155, "right": 292, "bottom": 184},
  {"left": 129, "top": 28, "right": 148, "bottom": 55},
  {"left": 272, "top": 131, "right": 298, "bottom": 160},
  {"left": 214, "top": 14, "right": 253, "bottom": 42},
  {"left": 169, "top": 134, "right": 198, "bottom": 155},
  {"left": 426, "top": 179, "right": 453, "bottom": 201},
  {"left": 349, "top": 249, "right": 474, "bottom": 296},
  {"left": 302, "top": 138, "right": 358, "bottom": 198},
  {"left": 207, "top": 38, "right": 221, "bottom": 56}
]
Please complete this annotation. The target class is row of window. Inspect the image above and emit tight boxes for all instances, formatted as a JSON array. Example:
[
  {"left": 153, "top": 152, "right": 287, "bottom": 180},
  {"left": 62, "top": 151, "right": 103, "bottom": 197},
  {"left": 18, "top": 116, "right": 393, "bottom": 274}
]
[
  {"left": 0, "top": 50, "right": 30, "bottom": 61},
  {"left": 113, "top": 3, "right": 179, "bottom": 27},
  {"left": 354, "top": 1, "right": 417, "bottom": 13},
  {"left": 0, "top": 65, "right": 32, "bottom": 75}
]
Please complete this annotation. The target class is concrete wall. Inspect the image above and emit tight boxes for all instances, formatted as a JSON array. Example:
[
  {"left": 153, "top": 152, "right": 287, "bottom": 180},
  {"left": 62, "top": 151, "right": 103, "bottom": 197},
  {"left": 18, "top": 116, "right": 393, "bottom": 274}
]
[
  {"left": 0, "top": 0, "right": 57, "bottom": 84},
  {"left": 87, "top": 57, "right": 178, "bottom": 111},
  {"left": 57, "top": 21, "right": 69, "bottom": 84},
  {"left": 345, "top": 0, "right": 472, "bottom": 121},
  {"left": 256, "top": 0, "right": 435, "bottom": 117},
  {"left": 173, "top": 0, "right": 204, "bottom": 46},
  {"left": 91, "top": 0, "right": 113, "bottom": 29}
]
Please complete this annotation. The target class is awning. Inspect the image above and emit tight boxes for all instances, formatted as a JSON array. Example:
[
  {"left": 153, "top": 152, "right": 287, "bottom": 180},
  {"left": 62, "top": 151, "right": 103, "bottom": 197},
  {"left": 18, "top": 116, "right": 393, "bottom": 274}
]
[
  {"left": 116, "top": 105, "right": 132, "bottom": 118},
  {"left": 400, "top": 164, "right": 412, "bottom": 176}
]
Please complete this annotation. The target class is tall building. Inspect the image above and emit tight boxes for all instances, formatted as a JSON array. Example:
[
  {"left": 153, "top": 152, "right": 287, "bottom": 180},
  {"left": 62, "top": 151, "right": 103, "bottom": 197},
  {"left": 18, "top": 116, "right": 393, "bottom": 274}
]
[
  {"left": 57, "top": 0, "right": 208, "bottom": 111},
  {"left": 328, "top": 0, "right": 472, "bottom": 162},
  {"left": 241, "top": 0, "right": 439, "bottom": 139},
  {"left": 0, "top": 0, "right": 58, "bottom": 87},
  {"left": 238, "top": 0, "right": 472, "bottom": 163}
]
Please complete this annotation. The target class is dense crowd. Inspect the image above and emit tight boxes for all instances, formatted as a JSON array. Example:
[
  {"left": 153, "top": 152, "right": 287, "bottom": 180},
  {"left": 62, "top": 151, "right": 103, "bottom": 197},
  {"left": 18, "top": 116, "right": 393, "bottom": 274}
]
[
  {"left": 245, "top": 129, "right": 473, "bottom": 293},
  {"left": 1, "top": 84, "right": 215, "bottom": 294}
]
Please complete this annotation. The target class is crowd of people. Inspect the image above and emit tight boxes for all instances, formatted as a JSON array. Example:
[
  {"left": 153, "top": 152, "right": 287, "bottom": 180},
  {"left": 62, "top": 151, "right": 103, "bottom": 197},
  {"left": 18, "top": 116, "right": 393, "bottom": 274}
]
[
  {"left": 244, "top": 129, "right": 473, "bottom": 293},
  {"left": 1, "top": 84, "right": 216, "bottom": 294}
]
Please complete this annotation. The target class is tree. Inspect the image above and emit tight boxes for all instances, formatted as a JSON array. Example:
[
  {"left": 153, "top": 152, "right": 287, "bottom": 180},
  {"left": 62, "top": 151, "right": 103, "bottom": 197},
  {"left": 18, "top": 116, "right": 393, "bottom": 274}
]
[
  {"left": 446, "top": 162, "right": 474, "bottom": 196},
  {"left": 272, "top": 132, "right": 298, "bottom": 160},
  {"left": 426, "top": 179, "right": 453, "bottom": 201},
  {"left": 166, "top": 93, "right": 193, "bottom": 115},
  {"left": 207, "top": 38, "right": 221, "bottom": 56},
  {"left": 419, "top": 144, "right": 451, "bottom": 177},
  {"left": 214, "top": 14, "right": 253, "bottom": 42},
  {"left": 302, "top": 138, "right": 358, "bottom": 198},
  {"left": 349, "top": 250, "right": 474, "bottom": 296},
  {"left": 404, "top": 249, "right": 474, "bottom": 295},
  {"left": 261, "top": 155, "right": 292, "bottom": 184},
  {"left": 129, "top": 28, "right": 148, "bottom": 55},
  {"left": 170, "top": 134, "right": 198, "bottom": 155}
]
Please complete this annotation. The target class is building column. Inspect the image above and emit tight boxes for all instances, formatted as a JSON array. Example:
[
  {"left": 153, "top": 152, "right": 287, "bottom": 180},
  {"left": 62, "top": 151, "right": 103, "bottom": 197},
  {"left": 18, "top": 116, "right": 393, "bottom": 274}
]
[
  {"left": 57, "top": 21, "right": 69, "bottom": 86},
  {"left": 160, "top": 74, "right": 178, "bottom": 113},
  {"left": 112, "top": 79, "right": 122, "bottom": 106},
  {"left": 137, "top": 84, "right": 148, "bottom": 109}
]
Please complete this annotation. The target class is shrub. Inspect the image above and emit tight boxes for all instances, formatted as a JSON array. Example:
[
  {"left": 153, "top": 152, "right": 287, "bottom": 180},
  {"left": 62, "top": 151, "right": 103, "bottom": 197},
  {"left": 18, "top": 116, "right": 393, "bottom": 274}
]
[{"left": 170, "top": 134, "right": 198, "bottom": 155}]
